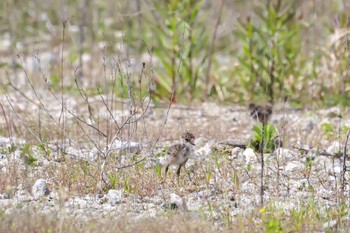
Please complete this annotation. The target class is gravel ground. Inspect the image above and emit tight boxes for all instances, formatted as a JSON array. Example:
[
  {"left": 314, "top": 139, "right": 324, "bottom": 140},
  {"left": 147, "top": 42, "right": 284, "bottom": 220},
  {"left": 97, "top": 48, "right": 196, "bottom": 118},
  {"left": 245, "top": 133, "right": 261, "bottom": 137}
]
[{"left": 1, "top": 92, "right": 350, "bottom": 231}]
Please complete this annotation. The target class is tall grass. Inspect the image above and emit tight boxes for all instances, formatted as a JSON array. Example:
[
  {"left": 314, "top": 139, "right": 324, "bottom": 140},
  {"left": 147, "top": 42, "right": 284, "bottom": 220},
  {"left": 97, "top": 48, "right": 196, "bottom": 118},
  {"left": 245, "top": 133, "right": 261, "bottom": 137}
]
[{"left": 1, "top": 0, "right": 349, "bottom": 105}]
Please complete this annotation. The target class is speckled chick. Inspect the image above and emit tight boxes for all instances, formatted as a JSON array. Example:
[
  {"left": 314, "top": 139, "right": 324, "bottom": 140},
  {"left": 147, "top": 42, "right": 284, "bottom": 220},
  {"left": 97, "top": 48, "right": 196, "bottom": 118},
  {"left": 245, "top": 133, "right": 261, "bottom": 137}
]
[{"left": 162, "top": 132, "right": 195, "bottom": 183}]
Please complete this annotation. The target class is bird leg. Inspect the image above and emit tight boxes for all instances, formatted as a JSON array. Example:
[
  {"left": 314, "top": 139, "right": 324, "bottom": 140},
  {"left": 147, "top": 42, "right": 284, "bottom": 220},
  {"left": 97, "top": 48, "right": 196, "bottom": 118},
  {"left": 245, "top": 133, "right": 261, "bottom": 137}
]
[
  {"left": 176, "top": 164, "right": 183, "bottom": 185},
  {"left": 161, "top": 165, "right": 169, "bottom": 184},
  {"left": 176, "top": 164, "right": 183, "bottom": 177}
]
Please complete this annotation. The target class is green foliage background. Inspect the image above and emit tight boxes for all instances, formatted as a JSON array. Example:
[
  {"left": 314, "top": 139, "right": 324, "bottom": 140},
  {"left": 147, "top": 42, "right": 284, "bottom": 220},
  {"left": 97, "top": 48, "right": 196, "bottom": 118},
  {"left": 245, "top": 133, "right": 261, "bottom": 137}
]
[{"left": 1, "top": 0, "right": 350, "bottom": 106}]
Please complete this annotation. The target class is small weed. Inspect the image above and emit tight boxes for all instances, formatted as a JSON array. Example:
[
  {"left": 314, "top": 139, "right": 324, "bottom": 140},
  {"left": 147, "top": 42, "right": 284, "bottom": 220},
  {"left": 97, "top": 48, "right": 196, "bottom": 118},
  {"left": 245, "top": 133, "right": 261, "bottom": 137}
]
[
  {"left": 108, "top": 173, "right": 119, "bottom": 189},
  {"left": 266, "top": 218, "right": 283, "bottom": 233},
  {"left": 321, "top": 122, "right": 334, "bottom": 138},
  {"left": 155, "top": 163, "right": 162, "bottom": 179},
  {"left": 249, "top": 123, "right": 281, "bottom": 153},
  {"left": 205, "top": 169, "right": 212, "bottom": 187},
  {"left": 35, "top": 143, "right": 51, "bottom": 158},
  {"left": 20, "top": 144, "right": 37, "bottom": 167},
  {"left": 124, "top": 177, "right": 131, "bottom": 194}
]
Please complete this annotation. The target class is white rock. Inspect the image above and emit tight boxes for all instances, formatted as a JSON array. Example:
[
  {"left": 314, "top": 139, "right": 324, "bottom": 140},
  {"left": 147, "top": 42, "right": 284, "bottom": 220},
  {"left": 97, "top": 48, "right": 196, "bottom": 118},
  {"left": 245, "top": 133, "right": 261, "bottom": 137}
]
[
  {"left": 143, "top": 208, "right": 157, "bottom": 217},
  {"left": 194, "top": 137, "right": 207, "bottom": 147},
  {"left": 0, "top": 136, "right": 11, "bottom": 146},
  {"left": 323, "top": 219, "right": 337, "bottom": 229},
  {"left": 32, "top": 179, "right": 51, "bottom": 200},
  {"left": 109, "top": 140, "right": 140, "bottom": 153},
  {"left": 274, "top": 148, "right": 294, "bottom": 160},
  {"left": 230, "top": 208, "right": 243, "bottom": 216},
  {"left": 0, "top": 154, "right": 7, "bottom": 168},
  {"left": 307, "top": 148, "right": 319, "bottom": 159},
  {"left": 231, "top": 147, "right": 243, "bottom": 158},
  {"left": 107, "top": 189, "right": 123, "bottom": 205},
  {"left": 285, "top": 161, "right": 303, "bottom": 172},
  {"left": 317, "top": 188, "right": 333, "bottom": 200},
  {"left": 333, "top": 159, "right": 342, "bottom": 174},
  {"left": 292, "top": 178, "right": 309, "bottom": 192},
  {"left": 241, "top": 182, "right": 256, "bottom": 193},
  {"left": 301, "top": 118, "right": 315, "bottom": 131},
  {"left": 195, "top": 144, "right": 213, "bottom": 157},
  {"left": 198, "top": 190, "right": 213, "bottom": 199},
  {"left": 243, "top": 148, "right": 256, "bottom": 163},
  {"left": 158, "top": 157, "right": 168, "bottom": 167},
  {"left": 66, "top": 147, "right": 98, "bottom": 162},
  {"left": 326, "top": 142, "right": 343, "bottom": 155},
  {"left": 325, "top": 107, "right": 341, "bottom": 118},
  {"left": 170, "top": 193, "right": 186, "bottom": 210},
  {"left": 239, "top": 195, "right": 256, "bottom": 211}
]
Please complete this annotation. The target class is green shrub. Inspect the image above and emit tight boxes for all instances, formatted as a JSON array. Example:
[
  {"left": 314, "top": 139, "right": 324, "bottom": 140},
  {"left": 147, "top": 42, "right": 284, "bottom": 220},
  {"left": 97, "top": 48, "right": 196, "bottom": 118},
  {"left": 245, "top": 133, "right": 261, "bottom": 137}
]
[{"left": 249, "top": 123, "right": 281, "bottom": 153}]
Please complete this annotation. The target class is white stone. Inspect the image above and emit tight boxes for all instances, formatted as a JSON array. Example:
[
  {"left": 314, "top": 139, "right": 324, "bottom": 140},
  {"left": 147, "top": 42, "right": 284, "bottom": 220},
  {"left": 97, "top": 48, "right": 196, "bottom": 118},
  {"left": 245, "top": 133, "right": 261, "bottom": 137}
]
[
  {"left": 157, "top": 157, "right": 168, "bottom": 167},
  {"left": 198, "top": 190, "right": 213, "bottom": 199},
  {"left": 301, "top": 118, "right": 315, "bottom": 132},
  {"left": 291, "top": 179, "right": 309, "bottom": 192},
  {"left": 274, "top": 148, "right": 294, "bottom": 160},
  {"left": 241, "top": 182, "right": 256, "bottom": 193},
  {"left": 307, "top": 148, "right": 319, "bottom": 159},
  {"left": 32, "top": 179, "right": 50, "bottom": 200},
  {"left": 285, "top": 161, "right": 303, "bottom": 172},
  {"left": 66, "top": 147, "right": 98, "bottom": 162},
  {"left": 193, "top": 137, "right": 207, "bottom": 147},
  {"left": 107, "top": 189, "right": 123, "bottom": 205},
  {"left": 170, "top": 193, "right": 186, "bottom": 210},
  {"left": 326, "top": 142, "right": 343, "bottom": 155},
  {"left": 109, "top": 140, "right": 140, "bottom": 153},
  {"left": 0, "top": 154, "right": 7, "bottom": 168},
  {"left": 0, "top": 136, "right": 11, "bottom": 146},
  {"left": 243, "top": 148, "right": 256, "bottom": 163},
  {"left": 323, "top": 219, "right": 337, "bottom": 229},
  {"left": 195, "top": 144, "right": 213, "bottom": 157},
  {"left": 325, "top": 107, "right": 341, "bottom": 118},
  {"left": 231, "top": 147, "right": 243, "bottom": 158}
]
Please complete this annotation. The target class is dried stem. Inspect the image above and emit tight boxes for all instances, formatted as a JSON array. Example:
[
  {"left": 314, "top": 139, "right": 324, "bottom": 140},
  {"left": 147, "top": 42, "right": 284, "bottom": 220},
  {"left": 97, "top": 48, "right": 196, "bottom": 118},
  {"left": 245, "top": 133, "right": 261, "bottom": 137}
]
[
  {"left": 260, "top": 123, "right": 265, "bottom": 206},
  {"left": 0, "top": 102, "right": 12, "bottom": 141},
  {"left": 342, "top": 130, "right": 350, "bottom": 192}
]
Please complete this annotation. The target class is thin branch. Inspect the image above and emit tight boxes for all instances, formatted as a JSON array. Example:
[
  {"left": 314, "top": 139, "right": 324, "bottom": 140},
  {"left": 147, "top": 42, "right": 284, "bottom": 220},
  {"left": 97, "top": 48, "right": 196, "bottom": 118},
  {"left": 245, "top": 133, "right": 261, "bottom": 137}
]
[
  {"left": 260, "top": 123, "right": 265, "bottom": 206},
  {"left": 0, "top": 102, "right": 12, "bottom": 141},
  {"left": 293, "top": 146, "right": 345, "bottom": 157},
  {"left": 342, "top": 130, "right": 350, "bottom": 191}
]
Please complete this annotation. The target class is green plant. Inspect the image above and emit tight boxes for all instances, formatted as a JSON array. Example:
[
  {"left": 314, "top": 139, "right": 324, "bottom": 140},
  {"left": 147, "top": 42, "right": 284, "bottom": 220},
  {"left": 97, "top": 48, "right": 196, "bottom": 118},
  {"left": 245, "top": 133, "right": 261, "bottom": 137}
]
[
  {"left": 124, "top": 177, "right": 131, "bottom": 194},
  {"left": 155, "top": 163, "right": 162, "bottom": 179},
  {"left": 36, "top": 143, "right": 51, "bottom": 158},
  {"left": 232, "top": 169, "right": 239, "bottom": 188},
  {"left": 304, "top": 156, "right": 314, "bottom": 190},
  {"left": 266, "top": 218, "right": 283, "bottom": 233},
  {"left": 148, "top": 0, "right": 208, "bottom": 102},
  {"left": 108, "top": 173, "right": 119, "bottom": 189},
  {"left": 249, "top": 123, "right": 280, "bottom": 153},
  {"left": 205, "top": 168, "right": 212, "bottom": 187},
  {"left": 321, "top": 122, "right": 334, "bottom": 138},
  {"left": 235, "top": 0, "right": 302, "bottom": 103},
  {"left": 20, "top": 144, "right": 37, "bottom": 167}
]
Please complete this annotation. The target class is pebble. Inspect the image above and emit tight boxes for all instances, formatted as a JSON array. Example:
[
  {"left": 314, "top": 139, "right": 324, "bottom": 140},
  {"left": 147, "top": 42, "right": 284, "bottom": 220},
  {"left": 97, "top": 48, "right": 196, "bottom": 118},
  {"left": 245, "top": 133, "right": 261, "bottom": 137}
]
[{"left": 32, "top": 179, "right": 51, "bottom": 200}]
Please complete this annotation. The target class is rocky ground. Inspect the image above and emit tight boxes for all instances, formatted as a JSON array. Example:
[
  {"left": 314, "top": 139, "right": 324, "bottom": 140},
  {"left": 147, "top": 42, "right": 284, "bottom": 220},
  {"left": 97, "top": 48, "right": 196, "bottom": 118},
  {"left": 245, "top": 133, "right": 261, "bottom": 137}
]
[{"left": 1, "top": 91, "right": 350, "bottom": 232}]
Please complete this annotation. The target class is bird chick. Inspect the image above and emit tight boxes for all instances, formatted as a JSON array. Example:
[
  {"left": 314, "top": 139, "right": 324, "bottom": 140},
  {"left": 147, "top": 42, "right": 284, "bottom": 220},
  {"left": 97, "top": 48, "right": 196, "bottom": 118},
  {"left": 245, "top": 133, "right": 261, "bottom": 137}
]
[
  {"left": 162, "top": 132, "right": 195, "bottom": 184},
  {"left": 248, "top": 103, "right": 273, "bottom": 125}
]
